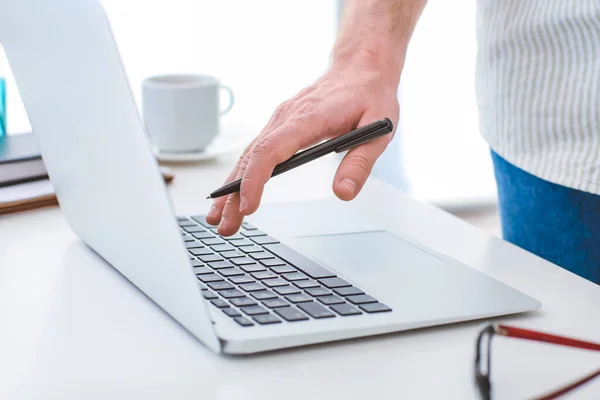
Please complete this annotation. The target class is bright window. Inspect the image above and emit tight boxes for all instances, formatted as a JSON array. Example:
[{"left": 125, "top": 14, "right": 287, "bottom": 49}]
[{"left": 0, "top": 0, "right": 495, "bottom": 207}]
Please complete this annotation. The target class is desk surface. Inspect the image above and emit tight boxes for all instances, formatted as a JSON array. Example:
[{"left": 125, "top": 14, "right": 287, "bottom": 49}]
[{"left": 2, "top": 154, "right": 600, "bottom": 400}]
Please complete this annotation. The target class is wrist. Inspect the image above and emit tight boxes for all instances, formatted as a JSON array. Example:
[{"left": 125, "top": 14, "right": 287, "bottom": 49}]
[{"left": 331, "top": 46, "right": 405, "bottom": 89}]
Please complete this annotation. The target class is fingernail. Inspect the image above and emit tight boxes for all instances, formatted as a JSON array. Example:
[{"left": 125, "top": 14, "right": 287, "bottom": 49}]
[
  {"left": 339, "top": 178, "right": 357, "bottom": 195},
  {"left": 208, "top": 204, "right": 218, "bottom": 218},
  {"left": 239, "top": 196, "right": 249, "bottom": 213}
]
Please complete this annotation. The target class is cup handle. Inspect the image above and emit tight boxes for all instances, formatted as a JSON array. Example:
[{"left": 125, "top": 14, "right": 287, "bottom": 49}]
[{"left": 219, "top": 85, "right": 235, "bottom": 116}]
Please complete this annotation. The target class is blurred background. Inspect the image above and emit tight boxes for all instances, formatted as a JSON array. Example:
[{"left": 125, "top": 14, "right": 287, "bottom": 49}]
[{"left": 0, "top": 0, "right": 499, "bottom": 231}]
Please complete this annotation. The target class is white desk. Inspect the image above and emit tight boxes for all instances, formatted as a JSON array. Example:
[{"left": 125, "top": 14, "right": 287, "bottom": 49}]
[{"left": 2, "top": 154, "right": 600, "bottom": 400}]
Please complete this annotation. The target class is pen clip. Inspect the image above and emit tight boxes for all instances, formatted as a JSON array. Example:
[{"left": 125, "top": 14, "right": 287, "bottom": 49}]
[{"left": 334, "top": 126, "right": 392, "bottom": 153}]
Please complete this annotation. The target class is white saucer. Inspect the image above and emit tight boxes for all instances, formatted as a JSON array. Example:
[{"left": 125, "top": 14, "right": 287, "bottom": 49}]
[{"left": 154, "top": 129, "right": 248, "bottom": 163}]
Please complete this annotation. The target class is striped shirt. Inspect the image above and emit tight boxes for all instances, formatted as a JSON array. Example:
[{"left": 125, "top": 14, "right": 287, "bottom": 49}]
[{"left": 475, "top": 1, "right": 600, "bottom": 194}]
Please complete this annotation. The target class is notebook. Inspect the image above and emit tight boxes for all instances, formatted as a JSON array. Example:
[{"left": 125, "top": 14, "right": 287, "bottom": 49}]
[{"left": 0, "top": 133, "right": 46, "bottom": 186}]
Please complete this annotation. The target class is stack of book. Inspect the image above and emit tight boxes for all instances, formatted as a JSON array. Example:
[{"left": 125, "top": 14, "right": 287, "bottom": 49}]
[
  {"left": 0, "top": 133, "right": 175, "bottom": 216},
  {"left": 0, "top": 133, "right": 52, "bottom": 214}
]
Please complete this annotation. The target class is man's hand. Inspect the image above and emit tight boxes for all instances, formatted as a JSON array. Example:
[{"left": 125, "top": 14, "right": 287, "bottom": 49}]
[
  {"left": 206, "top": 0, "right": 426, "bottom": 236},
  {"left": 206, "top": 66, "right": 399, "bottom": 235}
]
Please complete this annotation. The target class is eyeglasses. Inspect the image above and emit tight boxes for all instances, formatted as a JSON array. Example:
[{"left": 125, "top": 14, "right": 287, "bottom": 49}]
[{"left": 475, "top": 323, "right": 600, "bottom": 400}]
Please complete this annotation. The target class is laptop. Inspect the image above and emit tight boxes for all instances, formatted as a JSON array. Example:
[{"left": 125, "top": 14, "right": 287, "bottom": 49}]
[{"left": 0, "top": 0, "right": 541, "bottom": 354}]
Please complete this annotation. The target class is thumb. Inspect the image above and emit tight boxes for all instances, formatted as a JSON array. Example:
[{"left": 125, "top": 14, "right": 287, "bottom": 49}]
[{"left": 332, "top": 113, "right": 396, "bottom": 201}]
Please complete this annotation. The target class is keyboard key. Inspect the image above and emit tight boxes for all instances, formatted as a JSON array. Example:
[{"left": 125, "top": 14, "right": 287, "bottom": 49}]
[
  {"left": 333, "top": 286, "right": 364, "bottom": 297},
  {"left": 251, "top": 236, "right": 280, "bottom": 245},
  {"left": 319, "top": 278, "right": 352, "bottom": 289},
  {"left": 241, "top": 229, "right": 267, "bottom": 238},
  {"left": 253, "top": 314, "right": 282, "bottom": 325},
  {"left": 274, "top": 307, "right": 309, "bottom": 322},
  {"left": 262, "top": 278, "right": 288, "bottom": 288},
  {"left": 220, "top": 250, "right": 246, "bottom": 259},
  {"left": 192, "top": 232, "right": 216, "bottom": 240},
  {"left": 230, "top": 297, "right": 258, "bottom": 307},
  {"left": 208, "top": 281, "right": 235, "bottom": 291},
  {"left": 177, "top": 216, "right": 190, "bottom": 222},
  {"left": 251, "top": 271, "right": 278, "bottom": 280},
  {"left": 305, "top": 287, "right": 331, "bottom": 297},
  {"left": 274, "top": 285, "right": 301, "bottom": 295},
  {"left": 271, "top": 265, "right": 297, "bottom": 274},
  {"left": 285, "top": 294, "right": 312, "bottom": 303},
  {"left": 330, "top": 304, "right": 362, "bottom": 316},
  {"left": 191, "top": 216, "right": 215, "bottom": 228},
  {"left": 264, "top": 243, "right": 336, "bottom": 279},
  {"left": 239, "top": 282, "right": 266, "bottom": 292},
  {"left": 219, "top": 289, "right": 245, "bottom": 299},
  {"left": 240, "top": 264, "right": 267, "bottom": 273},
  {"left": 183, "top": 225, "right": 206, "bottom": 233},
  {"left": 202, "top": 238, "right": 226, "bottom": 246},
  {"left": 360, "top": 303, "right": 392, "bottom": 313},
  {"left": 223, "top": 308, "right": 242, "bottom": 318},
  {"left": 298, "top": 302, "right": 336, "bottom": 319},
  {"left": 198, "top": 274, "right": 224, "bottom": 283},
  {"left": 240, "top": 246, "right": 264, "bottom": 254},
  {"left": 182, "top": 235, "right": 195, "bottom": 242},
  {"left": 241, "top": 305, "right": 269, "bottom": 316},
  {"left": 222, "top": 233, "right": 245, "bottom": 241},
  {"left": 189, "top": 248, "right": 213, "bottom": 256},
  {"left": 208, "top": 260, "right": 234, "bottom": 270},
  {"left": 210, "top": 299, "right": 229, "bottom": 308},
  {"left": 318, "top": 295, "right": 345, "bottom": 306},
  {"left": 190, "top": 260, "right": 204, "bottom": 268},
  {"left": 282, "top": 272, "right": 308, "bottom": 282},
  {"left": 233, "top": 316, "right": 254, "bottom": 327},
  {"left": 229, "top": 275, "right": 255, "bottom": 285},
  {"left": 211, "top": 243, "right": 235, "bottom": 252},
  {"left": 219, "top": 268, "right": 244, "bottom": 277},
  {"left": 186, "top": 241, "right": 204, "bottom": 249},
  {"left": 230, "top": 257, "right": 257, "bottom": 266},
  {"left": 249, "top": 252, "right": 275, "bottom": 261},
  {"left": 202, "top": 290, "right": 218, "bottom": 300},
  {"left": 251, "top": 290, "right": 278, "bottom": 300},
  {"left": 242, "top": 222, "right": 257, "bottom": 230},
  {"left": 230, "top": 239, "right": 254, "bottom": 247},
  {"left": 199, "top": 254, "right": 223, "bottom": 263},
  {"left": 294, "top": 280, "right": 320, "bottom": 289},
  {"left": 262, "top": 298, "right": 290, "bottom": 309},
  {"left": 194, "top": 267, "right": 213, "bottom": 275},
  {"left": 178, "top": 218, "right": 195, "bottom": 227},
  {"left": 260, "top": 258, "right": 286, "bottom": 267},
  {"left": 347, "top": 295, "right": 378, "bottom": 305}
]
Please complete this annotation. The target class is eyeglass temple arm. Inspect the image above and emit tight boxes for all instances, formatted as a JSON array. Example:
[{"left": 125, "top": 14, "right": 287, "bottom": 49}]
[
  {"left": 496, "top": 324, "right": 600, "bottom": 352},
  {"left": 532, "top": 366, "right": 600, "bottom": 400}
]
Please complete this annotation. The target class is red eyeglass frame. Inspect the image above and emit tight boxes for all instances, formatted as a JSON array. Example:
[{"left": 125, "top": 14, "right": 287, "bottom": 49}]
[{"left": 475, "top": 323, "right": 600, "bottom": 400}]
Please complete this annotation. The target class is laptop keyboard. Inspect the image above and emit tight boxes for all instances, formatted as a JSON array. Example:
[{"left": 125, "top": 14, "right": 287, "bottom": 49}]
[{"left": 178, "top": 216, "right": 392, "bottom": 327}]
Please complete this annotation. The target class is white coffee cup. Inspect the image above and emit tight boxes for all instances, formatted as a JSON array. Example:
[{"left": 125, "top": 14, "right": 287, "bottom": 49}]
[{"left": 142, "top": 74, "right": 234, "bottom": 153}]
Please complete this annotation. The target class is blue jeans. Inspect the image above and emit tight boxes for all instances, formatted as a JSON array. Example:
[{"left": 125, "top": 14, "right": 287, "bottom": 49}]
[{"left": 492, "top": 151, "right": 600, "bottom": 284}]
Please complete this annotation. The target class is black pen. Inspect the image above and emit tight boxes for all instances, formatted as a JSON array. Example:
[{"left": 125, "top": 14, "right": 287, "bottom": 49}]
[{"left": 206, "top": 118, "right": 394, "bottom": 200}]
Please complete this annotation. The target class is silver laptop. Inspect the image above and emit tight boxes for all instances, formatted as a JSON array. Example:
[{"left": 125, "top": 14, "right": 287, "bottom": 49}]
[{"left": 1, "top": 0, "right": 541, "bottom": 354}]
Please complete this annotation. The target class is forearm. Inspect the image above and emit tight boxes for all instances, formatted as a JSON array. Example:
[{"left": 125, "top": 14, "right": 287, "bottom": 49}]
[{"left": 333, "top": 0, "right": 427, "bottom": 87}]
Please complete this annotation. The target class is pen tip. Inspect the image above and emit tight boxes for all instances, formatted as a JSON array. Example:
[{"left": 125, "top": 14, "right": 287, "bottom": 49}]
[{"left": 206, "top": 196, "right": 212, "bottom": 200}]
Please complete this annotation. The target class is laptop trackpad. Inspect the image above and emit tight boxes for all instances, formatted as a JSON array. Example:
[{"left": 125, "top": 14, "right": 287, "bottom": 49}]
[
  {"left": 295, "top": 231, "right": 449, "bottom": 275},
  {"left": 294, "top": 231, "right": 539, "bottom": 319}
]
